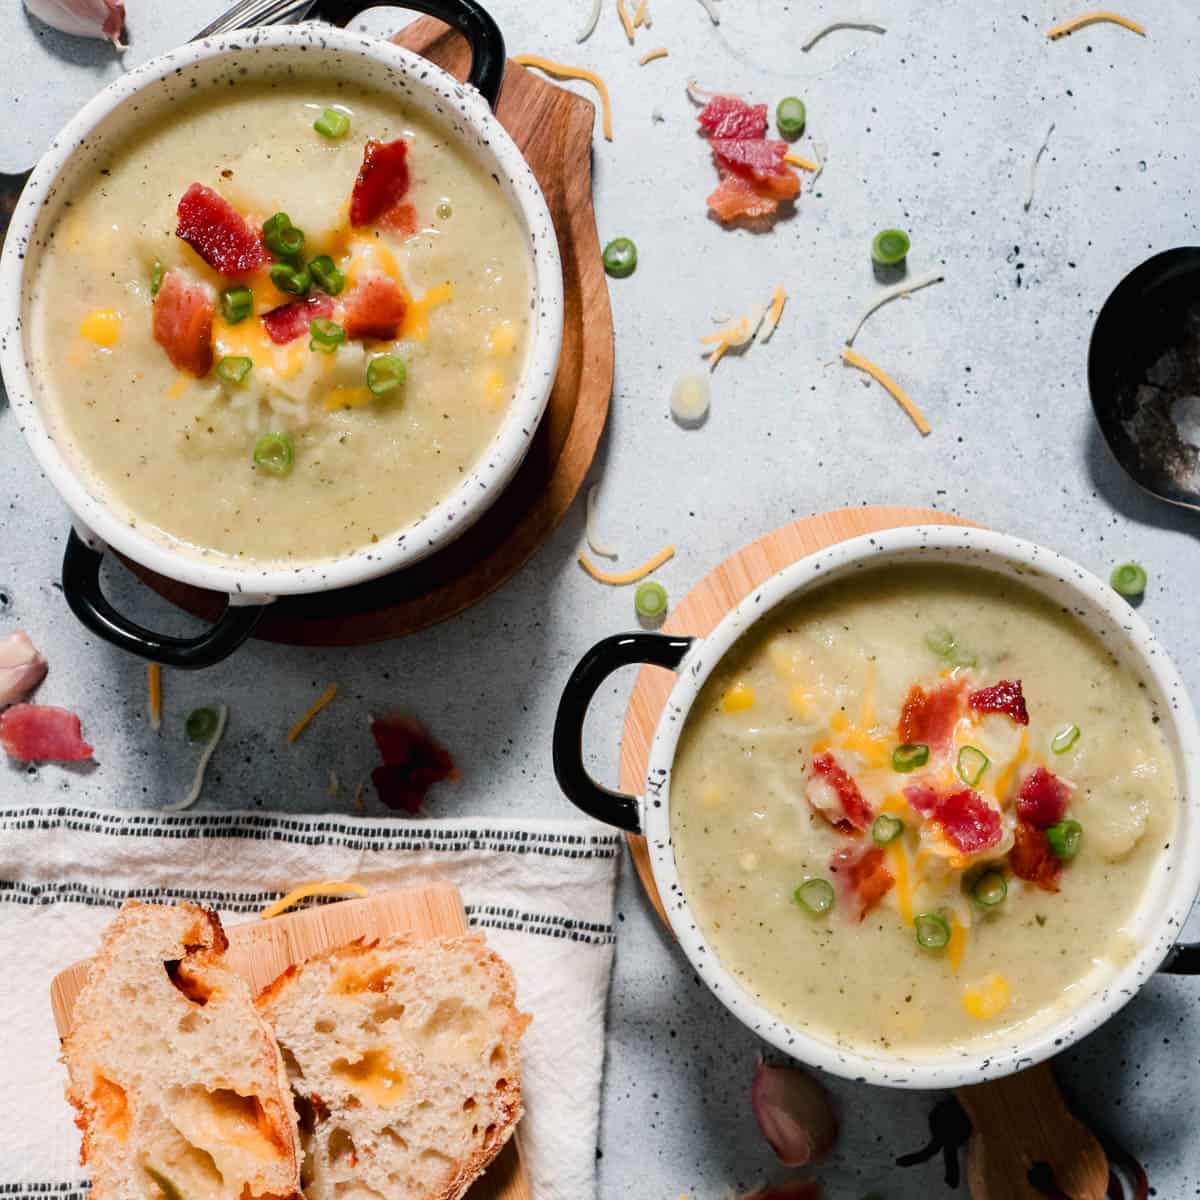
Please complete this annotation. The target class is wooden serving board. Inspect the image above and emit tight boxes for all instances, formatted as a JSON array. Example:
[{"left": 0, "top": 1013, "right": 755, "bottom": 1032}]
[
  {"left": 125, "top": 16, "right": 612, "bottom": 645},
  {"left": 617, "top": 506, "right": 1111, "bottom": 1200},
  {"left": 51, "top": 883, "right": 530, "bottom": 1200}
]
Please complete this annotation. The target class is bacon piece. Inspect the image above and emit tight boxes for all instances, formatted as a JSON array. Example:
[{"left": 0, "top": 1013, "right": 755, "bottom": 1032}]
[
  {"left": 342, "top": 273, "right": 408, "bottom": 341},
  {"left": 0, "top": 631, "right": 47, "bottom": 708},
  {"left": 903, "top": 783, "right": 939, "bottom": 815},
  {"left": 807, "top": 752, "right": 873, "bottom": 834},
  {"left": 1016, "top": 766, "right": 1070, "bottom": 828},
  {"left": 350, "top": 138, "right": 411, "bottom": 227},
  {"left": 1010, "top": 820, "right": 1062, "bottom": 892},
  {"left": 898, "top": 679, "right": 965, "bottom": 755},
  {"left": 934, "top": 788, "right": 1003, "bottom": 854},
  {"left": 175, "top": 183, "right": 268, "bottom": 275},
  {"left": 697, "top": 94, "right": 769, "bottom": 139},
  {"left": 706, "top": 173, "right": 779, "bottom": 221},
  {"left": 711, "top": 138, "right": 791, "bottom": 180},
  {"left": 968, "top": 679, "right": 1029, "bottom": 725},
  {"left": 379, "top": 202, "right": 418, "bottom": 238},
  {"left": 0, "top": 704, "right": 93, "bottom": 762},
  {"left": 261, "top": 293, "right": 335, "bottom": 345},
  {"left": 370, "top": 714, "right": 459, "bottom": 813},
  {"left": 830, "top": 846, "right": 894, "bottom": 920},
  {"left": 152, "top": 271, "right": 214, "bottom": 377}
]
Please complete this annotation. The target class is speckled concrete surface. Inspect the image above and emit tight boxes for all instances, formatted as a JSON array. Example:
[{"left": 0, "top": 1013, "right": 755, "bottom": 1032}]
[{"left": 4, "top": 1, "right": 1200, "bottom": 1195}]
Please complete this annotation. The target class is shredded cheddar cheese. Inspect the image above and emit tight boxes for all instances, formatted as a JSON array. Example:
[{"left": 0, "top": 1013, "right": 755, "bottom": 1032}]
[
  {"left": 992, "top": 730, "right": 1029, "bottom": 803},
  {"left": 578, "top": 544, "right": 675, "bottom": 584},
  {"left": 514, "top": 55, "right": 614, "bottom": 141},
  {"left": 946, "top": 914, "right": 968, "bottom": 972},
  {"left": 720, "top": 682, "right": 756, "bottom": 713},
  {"left": 760, "top": 285, "right": 788, "bottom": 341},
  {"left": 887, "top": 840, "right": 914, "bottom": 925},
  {"left": 80, "top": 308, "right": 121, "bottom": 348},
  {"left": 638, "top": 46, "right": 669, "bottom": 64},
  {"left": 962, "top": 973, "right": 1011, "bottom": 1019},
  {"left": 403, "top": 281, "right": 454, "bottom": 341},
  {"left": 633, "top": 0, "right": 651, "bottom": 26},
  {"left": 260, "top": 880, "right": 368, "bottom": 921},
  {"left": 1045, "top": 10, "right": 1145, "bottom": 39},
  {"left": 617, "top": 0, "right": 636, "bottom": 43},
  {"left": 146, "top": 664, "right": 162, "bottom": 733},
  {"left": 783, "top": 152, "right": 820, "bottom": 171},
  {"left": 841, "top": 347, "right": 932, "bottom": 436},
  {"left": 287, "top": 683, "right": 338, "bottom": 744},
  {"left": 324, "top": 385, "right": 374, "bottom": 411}
]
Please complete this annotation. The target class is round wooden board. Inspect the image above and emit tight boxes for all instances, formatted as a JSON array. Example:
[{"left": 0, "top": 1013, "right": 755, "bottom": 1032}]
[
  {"left": 616, "top": 504, "right": 1111, "bottom": 1200},
  {"left": 123, "top": 17, "right": 612, "bottom": 646}
]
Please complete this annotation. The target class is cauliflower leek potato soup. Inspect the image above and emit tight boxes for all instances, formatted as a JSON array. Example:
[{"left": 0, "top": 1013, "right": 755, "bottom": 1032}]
[
  {"left": 29, "top": 81, "right": 532, "bottom": 565},
  {"left": 670, "top": 565, "right": 1177, "bottom": 1055}
]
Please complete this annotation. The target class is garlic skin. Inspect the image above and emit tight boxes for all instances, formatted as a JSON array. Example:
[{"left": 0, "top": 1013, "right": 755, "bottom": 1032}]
[
  {"left": 23, "top": 0, "right": 126, "bottom": 48},
  {"left": 750, "top": 1060, "right": 838, "bottom": 1168}
]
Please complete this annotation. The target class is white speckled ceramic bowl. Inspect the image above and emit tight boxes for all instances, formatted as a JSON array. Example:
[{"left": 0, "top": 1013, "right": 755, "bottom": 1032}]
[
  {"left": 555, "top": 525, "right": 1200, "bottom": 1088},
  {"left": 0, "top": 15, "right": 562, "bottom": 666}
]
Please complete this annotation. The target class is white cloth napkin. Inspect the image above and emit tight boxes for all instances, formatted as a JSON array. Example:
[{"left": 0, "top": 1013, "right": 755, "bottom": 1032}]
[{"left": 0, "top": 804, "right": 621, "bottom": 1200}]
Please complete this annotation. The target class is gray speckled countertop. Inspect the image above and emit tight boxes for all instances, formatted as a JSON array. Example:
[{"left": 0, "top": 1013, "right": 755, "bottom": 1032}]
[{"left": 4, "top": 1, "right": 1200, "bottom": 1195}]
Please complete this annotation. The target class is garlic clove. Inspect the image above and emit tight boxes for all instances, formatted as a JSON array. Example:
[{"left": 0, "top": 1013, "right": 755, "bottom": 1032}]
[
  {"left": 750, "top": 1060, "right": 839, "bottom": 1168},
  {"left": 23, "top": 0, "right": 126, "bottom": 48}
]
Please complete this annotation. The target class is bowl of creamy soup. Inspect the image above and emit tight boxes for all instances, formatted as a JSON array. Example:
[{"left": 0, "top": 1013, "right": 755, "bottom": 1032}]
[
  {"left": 554, "top": 526, "right": 1200, "bottom": 1087},
  {"left": 0, "top": 7, "right": 562, "bottom": 666}
]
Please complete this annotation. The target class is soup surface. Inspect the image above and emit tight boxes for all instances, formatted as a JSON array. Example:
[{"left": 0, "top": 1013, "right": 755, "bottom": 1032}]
[
  {"left": 670, "top": 565, "right": 1177, "bottom": 1055},
  {"left": 29, "top": 80, "right": 532, "bottom": 565}
]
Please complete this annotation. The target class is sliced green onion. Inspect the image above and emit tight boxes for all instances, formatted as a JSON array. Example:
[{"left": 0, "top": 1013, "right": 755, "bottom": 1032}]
[
  {"left": 634, "top": 580, "right": 668, "bottom": 620},
  {"left": 1051, "top": 723, "right": 1081, "bottom": 754},
  {"left": 185, "top": 706, "right": 219, "bottom": 743},
  {"left": 309, "top": 318, "right": 345, "bottom": 353},
  {"left": 957, "top": 745, "right": 990, "bottom": 787},
  {"left": 269, "top": 262, "right": 311, "bottom": 296},
  {"left": 925, "top": 626, "right": 976, "bottom": 667},
  {"left": 872, "top": 228, "right": 911, "bottom": 267},
  {"left": 794, "top": 877, "right": 835, "bottom": 916},
  {"left": 602, "top": 237, "right": 638, "bottom": 278},
  {"left": 253, "top": 431, "right": 294, "bottom": 476},
  {"left": 150, "top": 260, "right": 164, "bottom": 297},
  {"left": 891, "top": 743, "right": 929, "bottom": 773},
  {"left": 1046, "top": 819, "right": 1082, "bottom": 860},
  {"left": 776, "top": 96, "right": 807, "bottom": 139},
  {"left": 972, "top": 871, "right": 1007, "bottom": 907},
  {"left": 1110, "top": 562, "right": 1147, "bottom": 597},
  {"left": 216, "top": 356, "right": 253, "bottom": 386},
  {"left": 313, "top": 107, "right": 351, "bottom": 139},
  {"left": 366, "top": 354, "right": 406, "bottom": 397},
  {"left": 308, "top": 255, "right": 345, "bottom": 296},
  {"left": 263, "top": 212, "right": 305, "bottom": 260},
  {"left": 871, "top": 813, "right": 905, "bottom": 846},
  {"left": 220, "top": 286, "right": 253, "bottom": 325},
  {"left": 914, "top": 912, "right": 951, "bottom": 951}
]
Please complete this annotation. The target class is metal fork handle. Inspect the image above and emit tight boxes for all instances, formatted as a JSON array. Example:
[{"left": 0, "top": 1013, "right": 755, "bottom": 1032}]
[{"left": 196, "top": 0, "right": 318, "bottom": 37}]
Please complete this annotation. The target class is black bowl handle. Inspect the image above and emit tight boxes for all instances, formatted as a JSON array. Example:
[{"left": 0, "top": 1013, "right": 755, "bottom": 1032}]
[
  {"left": 553, "top": 633, "right": 694, "bottom": 834},
  {"left": 62, "top": 530, "right": 267, "bottom": 669},
  {"left": 1159, "top": 943, "right": 1200, "bottom": 975},
  {"left": 316, "top": 0, "right": 506, "bottom": 109}
]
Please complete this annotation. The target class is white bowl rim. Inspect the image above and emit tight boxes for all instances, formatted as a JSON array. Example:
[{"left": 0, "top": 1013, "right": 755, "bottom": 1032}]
[
  {"left": 640, "top": 524, "right": 1200, "bottom": 1088},
  {"left": 0, "top": 22, "right": 563, "bottom": 601}
]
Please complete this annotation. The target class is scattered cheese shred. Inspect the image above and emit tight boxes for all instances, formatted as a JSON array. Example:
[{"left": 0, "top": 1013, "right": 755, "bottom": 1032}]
[
  {"left": 617, "top": 0, "right": 635, "bottom": 43},
  {"left": 783, "top": 152, "right": 820, "bottom": 171},
  {"left": 639, "top": 46, "right": 669, "bottom": 64},
  {"left": 802, "top": 19, "right": 886, "bottom": 52},
  {"left": 846, "top": 268, "right": 945, "bottom": 346},
  {"left": 1024, "top": 121, "right": 1056, "bottom": 211},
  {"left": 1045, "top": 10, "right": 1145, "bottom": 39},
  {"left": 702, "top": 305, "right": 766, "bottom": 369},
  {"left": 514, "top": 55, "right": 614, "bottom": 141},
  {"left": 633, "top": 0, "right": 650, "bottom": 26},
  {"left": 287, "top": 683, "right": 338, "bottom": 745},
  {"left": 579, "top": 544, "right": 675, "bottom": 584},
  {"left": 695, "top": 0, "right": 720, "bottom": 23},
  {"left": 576, "top": 0, "right": 602, "bottom": 42},
  {"left": 585, "top": 484, "right": 619, "bottom": 559},
  {"left": 760, "top": 285, "right": 788, "bottom": 341},
  {"left": 260, "top": 880, "right": 369, "bottom": 921},
  {"left": 842, "top": 347, "right": 932, "bottom": 436},
  {"left": 887, "top": 840, "right": 914, "bottom": 925},
  {"left": 947, "top": 915, "right": 968, "bottom": 972},
  {"left": 146, "top": 663, "right": 162, "bottom": 733},
  {"left": 161, "top": 703, "right": 227, "bottom": 813}
]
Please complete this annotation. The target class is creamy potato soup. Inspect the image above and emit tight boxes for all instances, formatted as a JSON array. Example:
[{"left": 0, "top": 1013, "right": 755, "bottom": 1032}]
[
  {"left": 29, "top": 81, "right": 532, "bottom": 565},
  {"left": 670, "top": 566, "right": 1177, "bottom": 1055}
]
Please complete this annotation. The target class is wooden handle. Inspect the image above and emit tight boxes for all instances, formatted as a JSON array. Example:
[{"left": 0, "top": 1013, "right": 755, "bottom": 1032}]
[{"left": 956, "top": 1065, "right": 1109, "bottom": 1199}]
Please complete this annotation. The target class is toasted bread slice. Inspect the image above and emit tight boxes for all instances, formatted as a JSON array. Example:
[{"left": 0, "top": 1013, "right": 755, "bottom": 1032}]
[
  {"left": 61, "top": 902, "right": 301, "bottom": 1200},
  {"left": 258, "top": 934, "right": 529, "bottom": 1200}
]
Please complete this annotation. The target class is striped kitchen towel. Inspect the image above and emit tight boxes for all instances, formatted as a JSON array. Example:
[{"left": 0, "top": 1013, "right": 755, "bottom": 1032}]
[{"left": 0, "top": 805, "right": 621, "bottom": 1200}]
